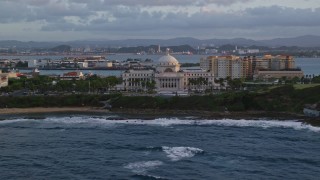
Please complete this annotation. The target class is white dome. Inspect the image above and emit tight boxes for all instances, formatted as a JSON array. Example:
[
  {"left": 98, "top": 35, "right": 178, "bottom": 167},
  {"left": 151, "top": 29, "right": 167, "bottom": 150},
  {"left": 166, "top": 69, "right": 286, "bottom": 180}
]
[{"left": 158, "top": 54, "right": 179, "bottom": 65}]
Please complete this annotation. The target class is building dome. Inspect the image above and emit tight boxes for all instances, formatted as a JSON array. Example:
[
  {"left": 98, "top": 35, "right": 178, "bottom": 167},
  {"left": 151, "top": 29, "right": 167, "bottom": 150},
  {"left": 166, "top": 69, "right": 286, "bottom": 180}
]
[
  {"left": 158, "top": 54, "right": 179, "bottom": 66},
  {"left": 156, "top": 54, "right": 180, "bottom": 73}
]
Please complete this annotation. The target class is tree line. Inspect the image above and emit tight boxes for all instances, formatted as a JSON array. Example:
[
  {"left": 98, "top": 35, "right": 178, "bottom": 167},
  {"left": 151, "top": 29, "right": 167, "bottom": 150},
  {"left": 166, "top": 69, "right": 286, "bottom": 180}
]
[{"left": 0, "top": 75, "right": 122, "bottom": 94}]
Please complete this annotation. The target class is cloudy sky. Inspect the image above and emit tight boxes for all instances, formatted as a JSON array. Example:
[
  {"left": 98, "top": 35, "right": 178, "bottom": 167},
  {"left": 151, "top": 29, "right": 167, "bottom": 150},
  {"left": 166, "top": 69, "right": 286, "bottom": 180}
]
[{"left": 1, "top": 0, "right": 320, "bottom": 41}]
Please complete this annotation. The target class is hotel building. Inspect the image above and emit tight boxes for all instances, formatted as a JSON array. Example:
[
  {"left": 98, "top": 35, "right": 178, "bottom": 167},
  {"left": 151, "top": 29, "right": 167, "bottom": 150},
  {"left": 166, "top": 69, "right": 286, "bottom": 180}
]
[
  {"left": 200, "top": 55, "right": 303, "bottom": 80},
  {"left": 200, "top": 55, "right": 246, "bottom": 79}
]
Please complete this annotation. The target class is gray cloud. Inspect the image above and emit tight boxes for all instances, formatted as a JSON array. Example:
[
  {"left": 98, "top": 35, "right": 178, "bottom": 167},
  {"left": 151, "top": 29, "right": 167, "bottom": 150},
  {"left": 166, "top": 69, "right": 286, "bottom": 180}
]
[
  {"left": 70, "top": 0, "right": 252, "bottom": 7},
  {"left": 2, "top": 0, "right": 318, "bottom": 27},
  {"left": 0, "top": 0, "right": 94, "bottom": 23},
  {"left": 0, "top": 0, "right": 320, "bottom": 40},
  {"left": 40, "top": 6, "right": 320, "bottom": 31}
]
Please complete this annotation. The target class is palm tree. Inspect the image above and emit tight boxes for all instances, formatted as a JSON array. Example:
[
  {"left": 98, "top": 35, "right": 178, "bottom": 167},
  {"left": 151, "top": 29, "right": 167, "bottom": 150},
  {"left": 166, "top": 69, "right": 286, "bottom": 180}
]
[
  {"left": 197, "top": 77, "right": 208, "bottom": 91},
  {"left": 218, "top": 78, "right": 225, "bottom": 90},
  {"left": 281, "top": 76, "right": 287, "bottom": 84},
  {"left": 146, "top": 80, "right": 156, "bottom": 93},
  {"left": 188, "top": 78, "right": 196, "bottom": 92}
]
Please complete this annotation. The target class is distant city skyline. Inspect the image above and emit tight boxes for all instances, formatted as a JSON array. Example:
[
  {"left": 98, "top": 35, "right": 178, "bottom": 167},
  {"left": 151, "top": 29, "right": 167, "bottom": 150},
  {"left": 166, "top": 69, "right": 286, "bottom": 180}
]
[{"left": 1, "top": 0, "right": 320, "bottom": 41}]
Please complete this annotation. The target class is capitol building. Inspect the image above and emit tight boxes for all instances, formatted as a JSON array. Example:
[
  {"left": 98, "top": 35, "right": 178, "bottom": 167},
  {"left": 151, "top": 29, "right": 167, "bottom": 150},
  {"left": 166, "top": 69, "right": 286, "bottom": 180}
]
[{"left": 121, "top": 54, "right": 217, "bottom": 94}]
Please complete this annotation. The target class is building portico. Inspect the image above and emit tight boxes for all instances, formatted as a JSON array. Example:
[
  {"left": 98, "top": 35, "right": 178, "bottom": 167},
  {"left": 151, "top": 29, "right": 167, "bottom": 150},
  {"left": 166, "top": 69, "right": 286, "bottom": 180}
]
[{"left": 121, "top": 53, "right": 216, "bottom": 94}]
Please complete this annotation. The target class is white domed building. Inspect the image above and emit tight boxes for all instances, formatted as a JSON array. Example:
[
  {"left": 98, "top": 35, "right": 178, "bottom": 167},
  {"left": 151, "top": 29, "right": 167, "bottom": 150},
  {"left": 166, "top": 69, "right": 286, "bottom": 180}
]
[
  {"left": 121, "top": 54, "right": 216, "bottom": 94},
  {"left": 154, "top": 54, "right": 185, "bottom": 92},
  {"left": 156, "top": 54, "right": 180, "bottom": 73}
]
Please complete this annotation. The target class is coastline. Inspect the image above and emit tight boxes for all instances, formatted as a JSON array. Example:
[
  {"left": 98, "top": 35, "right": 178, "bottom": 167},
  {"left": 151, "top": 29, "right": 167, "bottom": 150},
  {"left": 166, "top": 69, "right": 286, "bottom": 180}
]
[
  {"left": 0, "top": 107, "right": 108, "bottom": 115},
  {"left": 0, "top": 107, "right": 319, "bottom": 126},
  {"left": 110, "top": 108, "right": 306, "bottom": 120},
  {"left": 111, "top": 108, "right": 320, "bottom": 127},
  {"left": 0, "top": 107, "right": 310, "bottom": 120}
]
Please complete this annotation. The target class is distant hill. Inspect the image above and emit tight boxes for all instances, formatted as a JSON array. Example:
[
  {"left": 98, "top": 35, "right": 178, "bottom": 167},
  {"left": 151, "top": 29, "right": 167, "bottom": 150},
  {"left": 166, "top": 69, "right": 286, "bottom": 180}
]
[
  {"left": 117, "top": 45, "right": 196, "bottom": 54},
  {"left": 0, "top": 40, "right": 61, "bottom": 48},
  {"left": 51, "top": 45, "right": 71, "bottom": 52},
  {"left": 79, "top": 37, "right": 262, "bottom": 47},
  {"left": 259, "top": 35, "right": 320, "bottom": 47},
  {"left": 1, "top": 35, "right": 320, "bottom": 48}
]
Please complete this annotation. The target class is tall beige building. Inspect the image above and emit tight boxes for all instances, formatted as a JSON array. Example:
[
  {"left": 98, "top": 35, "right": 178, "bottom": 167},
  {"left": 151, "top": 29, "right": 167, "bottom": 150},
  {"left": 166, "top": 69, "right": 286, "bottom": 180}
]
[
  {"left": 270, "top": 55, "right": 295, "bottom": 70},
  {"left": 200, "top": 55, "right": 245, "bottom": 79},
  {"left": 200, "top": 55, "right": 301, "bottom": 80}
]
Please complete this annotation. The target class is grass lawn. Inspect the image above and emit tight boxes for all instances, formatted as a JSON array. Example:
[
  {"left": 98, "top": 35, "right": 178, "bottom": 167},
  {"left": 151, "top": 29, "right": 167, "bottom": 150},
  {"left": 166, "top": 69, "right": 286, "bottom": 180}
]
[
  {"left": 253, "top": 83, "right": 320, "bottom": 93},
  {"left": 293, "top": 84, "right": 320, "bottom": 89}
]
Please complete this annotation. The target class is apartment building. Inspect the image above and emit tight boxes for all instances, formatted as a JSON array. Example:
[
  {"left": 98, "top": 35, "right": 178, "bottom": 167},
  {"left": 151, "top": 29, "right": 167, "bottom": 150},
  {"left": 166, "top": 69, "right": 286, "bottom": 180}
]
[
  {"left": 200, "top": 55, "right": 302, "bottom": 80},
  {"left": 200, "top": 55, "right": 245, "bottom": 79}
]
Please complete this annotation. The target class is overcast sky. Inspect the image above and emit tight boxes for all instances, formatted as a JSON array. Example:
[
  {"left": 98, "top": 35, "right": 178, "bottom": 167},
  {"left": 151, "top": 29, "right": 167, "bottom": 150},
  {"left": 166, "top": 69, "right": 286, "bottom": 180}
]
[{"left": 1, "top": 0, "right": 320, "bottom": 41}]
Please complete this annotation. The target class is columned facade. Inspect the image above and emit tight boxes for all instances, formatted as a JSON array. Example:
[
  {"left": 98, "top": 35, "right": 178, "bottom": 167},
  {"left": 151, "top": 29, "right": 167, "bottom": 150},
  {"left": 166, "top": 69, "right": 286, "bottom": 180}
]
[
  {"left": 121, "top": 54, "right": 216, "bottom": 94},
  {"left": 155, "top": 73, "right": 185, "bottom": 92}
]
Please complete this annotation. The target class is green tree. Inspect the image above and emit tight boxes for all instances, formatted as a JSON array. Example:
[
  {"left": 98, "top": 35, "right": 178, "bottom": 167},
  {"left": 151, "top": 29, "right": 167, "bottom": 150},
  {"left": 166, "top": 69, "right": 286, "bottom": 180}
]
[
  {"left": 291, "top": 76, "right": 300, "bottom": 84},
  {"left": 15, "top": 61, "right": 28, "bottom": 68},
  {"left": 228, "top": 78, "right": 244, "bottom": 90},
  {"left": 312, "top": 75, "right": 320, "bottom": 83},
  {"left": 146, "top": 80, "right": 156, "bottom": 93}
]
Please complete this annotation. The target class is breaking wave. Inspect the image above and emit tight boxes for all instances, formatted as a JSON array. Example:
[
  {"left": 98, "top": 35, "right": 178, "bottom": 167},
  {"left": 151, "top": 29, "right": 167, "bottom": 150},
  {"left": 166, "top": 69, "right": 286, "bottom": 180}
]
[
  {"left": 0, "top": 116, "right": 319, "bottom": 132},
  {"left": 198, "top": 119, "right": 320, "bottom": 132},
  {"left": 124, "top": 160, "right": 164, "bottom": 174},
  {"left": 131, "top": 174, "right": 168, "bottom": 180},
  {"left": 162, "top": 146, "right": 204, "bottom": 161},
  {"left": 0, "top": 118, "right": 34, "bottom": 124},
  {"left": 109, "top": 118, "right": 320, "bottom": 132}
]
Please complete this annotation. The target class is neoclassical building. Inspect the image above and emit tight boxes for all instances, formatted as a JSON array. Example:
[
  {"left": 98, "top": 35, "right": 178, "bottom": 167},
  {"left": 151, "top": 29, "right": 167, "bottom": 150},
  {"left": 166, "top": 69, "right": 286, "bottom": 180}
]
[{"left": 122, "top": 54, "right": 217, "bottom": 94}]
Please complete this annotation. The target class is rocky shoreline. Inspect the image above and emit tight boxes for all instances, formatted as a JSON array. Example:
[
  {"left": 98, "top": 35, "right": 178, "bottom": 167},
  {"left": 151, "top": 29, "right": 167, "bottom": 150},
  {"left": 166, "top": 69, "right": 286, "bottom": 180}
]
[
  {"left": 110, "top": 108, "right": 299, "bottom": 119},
  {"left": 0, "top": 107, "right": 319, "bottom": 126},
  {"left": 110, "top": 108, "right": 320, "bottom": 126},
  {"left": 0, "top": 107, "right": 108, "bottom": 115}
]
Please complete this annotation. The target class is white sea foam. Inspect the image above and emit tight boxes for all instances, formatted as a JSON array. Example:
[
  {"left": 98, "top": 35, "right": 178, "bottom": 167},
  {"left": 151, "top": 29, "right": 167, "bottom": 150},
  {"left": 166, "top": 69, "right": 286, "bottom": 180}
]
[
  {"left": 43, "top": 116, "right": 117, "bottom": 128},
  {"left": 196, "top": 119, "right": 320, "bottom": 133},
  {"left": 2, "top": 116, "right": 319, "bottom": 133},
  {"left": 162, "top": 146, "right": 204, "bottom": 161},
  {"left": 124, "top": 160, "right": 163, "bottom": 173},
  {"left": 101, "top": 118, "right": 319, "bottom": 132},
  {"left": 105, "top": 118, "right": 320, "bottom": 133},
  {"left": 0, "top": 118, "right": 37, "bottom": 124},
  {"left": 106, "top": 118, "right": 189, "bottom": 126}
]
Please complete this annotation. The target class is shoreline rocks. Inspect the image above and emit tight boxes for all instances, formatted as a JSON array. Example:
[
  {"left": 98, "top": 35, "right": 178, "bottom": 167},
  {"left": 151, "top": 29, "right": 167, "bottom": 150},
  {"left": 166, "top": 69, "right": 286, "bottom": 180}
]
[{"left": 1, "top": 107, "right": 319, "bottom": 126}]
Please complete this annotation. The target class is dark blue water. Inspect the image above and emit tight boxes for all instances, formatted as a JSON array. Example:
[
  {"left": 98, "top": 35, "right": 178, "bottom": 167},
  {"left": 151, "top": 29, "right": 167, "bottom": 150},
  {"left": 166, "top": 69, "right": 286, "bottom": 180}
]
[
  {"left": 295, "top": 58, "right": 320, "bottom": 76},
  {"left": 0, "top": 115, "right": 319, "bottom": 179}
]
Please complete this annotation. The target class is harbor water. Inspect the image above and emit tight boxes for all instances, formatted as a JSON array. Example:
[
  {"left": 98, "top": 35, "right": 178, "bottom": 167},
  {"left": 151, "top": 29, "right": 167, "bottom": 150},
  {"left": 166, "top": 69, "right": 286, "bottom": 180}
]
[{"left": 1, "top": 55, "right": 320, "bottom": 77}]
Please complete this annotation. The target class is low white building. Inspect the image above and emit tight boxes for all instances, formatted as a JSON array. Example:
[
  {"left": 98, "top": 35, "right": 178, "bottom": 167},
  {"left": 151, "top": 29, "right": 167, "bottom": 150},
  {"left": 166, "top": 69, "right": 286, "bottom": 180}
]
[
  {"left": 253, "top": 70, "right": 304, "bottom": 80},
  {"left": 28, "top": 59, "right": 49, "bottom": 68},
  {"left": 77, "top": 62, "right": 88, "bottom": 68},
  {"left": 122, "top": 69, "right": 154, "bottom": 91},
  {"left": 95, "top": 61, "right": 113, "bottom": 68}
]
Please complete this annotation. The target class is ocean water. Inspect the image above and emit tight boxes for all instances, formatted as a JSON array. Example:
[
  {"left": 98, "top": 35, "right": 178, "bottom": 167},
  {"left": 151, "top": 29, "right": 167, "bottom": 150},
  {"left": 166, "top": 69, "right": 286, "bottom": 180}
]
[{"left": 0, "top": 114, "right": 319, "bottom": 179}]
